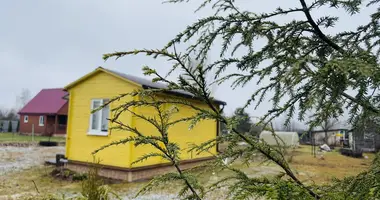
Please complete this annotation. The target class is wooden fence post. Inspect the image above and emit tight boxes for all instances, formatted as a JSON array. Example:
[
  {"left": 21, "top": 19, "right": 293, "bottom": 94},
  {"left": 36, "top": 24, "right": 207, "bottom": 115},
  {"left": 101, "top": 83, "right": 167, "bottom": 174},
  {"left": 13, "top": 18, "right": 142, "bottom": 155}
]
[{"left": 32, "top": 124, "right": 34, "bottom": 142}]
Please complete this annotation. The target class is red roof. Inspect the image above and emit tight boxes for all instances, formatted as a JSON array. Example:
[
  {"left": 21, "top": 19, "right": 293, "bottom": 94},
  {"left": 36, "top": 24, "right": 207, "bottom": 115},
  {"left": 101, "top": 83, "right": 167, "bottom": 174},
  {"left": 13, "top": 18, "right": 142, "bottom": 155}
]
[{"left": 18, "top": 88, "right": 68, "bottom": 115}]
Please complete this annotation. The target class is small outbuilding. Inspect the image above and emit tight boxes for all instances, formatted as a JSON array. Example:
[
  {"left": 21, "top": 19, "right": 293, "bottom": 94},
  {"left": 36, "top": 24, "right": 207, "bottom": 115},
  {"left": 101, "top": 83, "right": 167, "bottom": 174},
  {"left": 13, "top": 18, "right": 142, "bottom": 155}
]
[
  {"left": 259, "top": 131, "right": 300, "bottom": 147},
  {"left": 63, "top": 67, "right": 226, "bottom": 182}
]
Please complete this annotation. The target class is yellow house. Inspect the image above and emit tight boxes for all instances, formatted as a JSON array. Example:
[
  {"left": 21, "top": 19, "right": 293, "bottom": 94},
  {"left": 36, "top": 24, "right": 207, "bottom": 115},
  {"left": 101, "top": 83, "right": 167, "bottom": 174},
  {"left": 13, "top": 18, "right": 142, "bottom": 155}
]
[{"left": 63, "top": 67, "right": 226, "bottom": 181}]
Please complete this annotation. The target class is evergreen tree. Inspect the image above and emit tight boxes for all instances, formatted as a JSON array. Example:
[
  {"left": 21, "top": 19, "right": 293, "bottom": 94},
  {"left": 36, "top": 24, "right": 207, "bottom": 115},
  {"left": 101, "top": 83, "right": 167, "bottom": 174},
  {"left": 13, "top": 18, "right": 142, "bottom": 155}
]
[
  {"left": 16, "top": 120, "right": 20, "bottom": 132},
  {"left": 219, "top": 115, "right": 229, "bottom": 135},
  {"left": 99, "top": 0, "right": 380, "bottom": 199},
  {"left": 231, "top": 108, "right": 252, "bottom": 134},
  {"left": 7, "top": 121, "right": 12, "bottom": 133}
]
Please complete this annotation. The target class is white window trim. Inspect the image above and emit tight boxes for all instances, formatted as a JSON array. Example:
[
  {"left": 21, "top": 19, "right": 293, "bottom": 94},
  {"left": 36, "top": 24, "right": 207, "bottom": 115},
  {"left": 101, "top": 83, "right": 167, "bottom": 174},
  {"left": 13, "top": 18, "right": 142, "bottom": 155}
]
[
  {"left": 24, "top": 115, "right": 28, "bottom": 123},
  {"left": 39, "top": 116, "right": 44, "bottom": 126},
  {"left": 88, "top": 99, "right": 109, "bottom": 136}
]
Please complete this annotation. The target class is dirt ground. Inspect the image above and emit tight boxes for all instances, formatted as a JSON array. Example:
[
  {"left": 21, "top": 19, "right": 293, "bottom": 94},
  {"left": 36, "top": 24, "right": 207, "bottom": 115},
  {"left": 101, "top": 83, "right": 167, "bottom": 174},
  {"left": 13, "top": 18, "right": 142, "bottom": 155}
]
[
  {"left": 0, "top": 145, "right": 65, "bottom": 175},
  {"left": 0, "top": 145, "right": 183, "bottom": 199},
  {"left": 0, "top": 145, "right": 376, "bottom": 199}
]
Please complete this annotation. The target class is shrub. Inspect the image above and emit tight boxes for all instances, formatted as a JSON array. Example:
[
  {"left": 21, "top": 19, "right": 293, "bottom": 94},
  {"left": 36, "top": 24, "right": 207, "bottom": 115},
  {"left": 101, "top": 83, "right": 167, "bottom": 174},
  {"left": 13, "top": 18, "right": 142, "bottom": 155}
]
[
  {"left": 72, "top": 173, "right": 87, "bottom": 181},
  {"left": 77, "top": 159, "right": 120, "bottom": 200}
]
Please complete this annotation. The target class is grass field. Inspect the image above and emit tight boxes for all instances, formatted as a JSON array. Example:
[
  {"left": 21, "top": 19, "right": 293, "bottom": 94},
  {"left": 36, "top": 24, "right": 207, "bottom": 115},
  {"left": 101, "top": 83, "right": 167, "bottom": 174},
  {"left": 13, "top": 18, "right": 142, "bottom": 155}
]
[
  {"left": 290, "top": 146, "right": 375, "bottom": 184},
  {"left": 0, "top": 132, "right": 66, "bottom": 143}
]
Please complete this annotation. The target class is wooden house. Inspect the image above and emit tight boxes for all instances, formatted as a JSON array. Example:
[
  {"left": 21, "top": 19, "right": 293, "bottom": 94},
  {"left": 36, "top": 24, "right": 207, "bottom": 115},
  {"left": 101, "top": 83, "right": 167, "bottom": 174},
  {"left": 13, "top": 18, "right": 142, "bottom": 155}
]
[
  {"left": 18, "top": 88, "right": 68, "bottom": 136},
  {"left": 63, "top": 67, "right": 226, "bottom": 181}
]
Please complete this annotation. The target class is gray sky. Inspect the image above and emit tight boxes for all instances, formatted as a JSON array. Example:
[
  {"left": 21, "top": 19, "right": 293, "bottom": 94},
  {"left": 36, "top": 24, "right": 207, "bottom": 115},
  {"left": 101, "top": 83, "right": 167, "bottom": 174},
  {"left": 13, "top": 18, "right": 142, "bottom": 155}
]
[{"left": 0, "top": 0, "right": 374, "bottom": 123}]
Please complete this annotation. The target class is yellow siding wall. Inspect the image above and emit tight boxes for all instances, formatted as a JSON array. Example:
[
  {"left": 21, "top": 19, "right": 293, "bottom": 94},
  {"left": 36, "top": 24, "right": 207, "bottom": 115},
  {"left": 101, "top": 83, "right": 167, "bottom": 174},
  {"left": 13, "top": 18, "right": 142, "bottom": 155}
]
[
  {"left": 66, "top": 71, "right": 218, "bottom": 169},
  {"left": 132, "top": 95, "right": 218, "bottom": 167},
  {"left": 66, "top": 72, "right": 138, "bottom": 168}
]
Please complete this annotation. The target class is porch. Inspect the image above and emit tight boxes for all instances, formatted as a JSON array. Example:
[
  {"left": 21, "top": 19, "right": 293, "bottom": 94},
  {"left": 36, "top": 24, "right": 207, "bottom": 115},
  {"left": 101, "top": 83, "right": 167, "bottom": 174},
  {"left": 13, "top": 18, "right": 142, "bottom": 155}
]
[{"left": 46, "top": 115, "right": 67, "bottom": 135}]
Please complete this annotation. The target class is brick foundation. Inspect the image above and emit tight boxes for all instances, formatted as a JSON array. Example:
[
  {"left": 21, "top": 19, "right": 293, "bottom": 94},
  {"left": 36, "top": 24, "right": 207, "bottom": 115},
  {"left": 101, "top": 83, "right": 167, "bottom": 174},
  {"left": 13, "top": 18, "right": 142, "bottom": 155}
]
[{"left": 66, "top": 157, "right": 214, "bottom": 182}]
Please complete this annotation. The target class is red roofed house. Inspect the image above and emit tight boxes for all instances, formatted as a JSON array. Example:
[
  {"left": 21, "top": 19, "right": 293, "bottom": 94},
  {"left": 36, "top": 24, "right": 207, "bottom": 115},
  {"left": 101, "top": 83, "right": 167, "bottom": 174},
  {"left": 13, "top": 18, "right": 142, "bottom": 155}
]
[{"left": 18, "top": 88, "right": 68, "bottom": 136}]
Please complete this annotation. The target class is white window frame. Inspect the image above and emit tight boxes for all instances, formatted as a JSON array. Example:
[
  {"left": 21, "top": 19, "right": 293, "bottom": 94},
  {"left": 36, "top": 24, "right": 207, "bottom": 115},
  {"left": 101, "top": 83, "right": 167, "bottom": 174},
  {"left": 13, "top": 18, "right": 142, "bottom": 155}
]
[
  {"left": 24, "top": 115, "right": 28, "bottom": 123},
  {"left": 88, "top": 99, "right": 110, "bottom": 136},
  {"left": 39, "top": 116, "right": 44, "bottom": 126}
]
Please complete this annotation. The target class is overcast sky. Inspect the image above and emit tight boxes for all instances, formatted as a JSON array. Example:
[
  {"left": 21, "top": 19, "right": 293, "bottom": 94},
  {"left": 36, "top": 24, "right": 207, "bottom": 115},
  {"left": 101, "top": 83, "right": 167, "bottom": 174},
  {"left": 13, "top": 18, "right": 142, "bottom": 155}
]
[{"left": 0, "top": 0, "right": 375, "bottom": 125}]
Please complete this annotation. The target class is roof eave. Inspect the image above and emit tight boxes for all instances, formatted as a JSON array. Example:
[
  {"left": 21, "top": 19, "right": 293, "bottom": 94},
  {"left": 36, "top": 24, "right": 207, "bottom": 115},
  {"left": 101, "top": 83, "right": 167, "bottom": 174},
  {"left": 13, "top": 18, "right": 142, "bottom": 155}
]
[
  {"left": 62, "top": 94, "right": 69, "bottom": 100},
  {"left": 17, "top": 112, "right": 59, "bottom": 115},
  {"left": 142, "top": 85, "right": 227, "bottom": 106}
]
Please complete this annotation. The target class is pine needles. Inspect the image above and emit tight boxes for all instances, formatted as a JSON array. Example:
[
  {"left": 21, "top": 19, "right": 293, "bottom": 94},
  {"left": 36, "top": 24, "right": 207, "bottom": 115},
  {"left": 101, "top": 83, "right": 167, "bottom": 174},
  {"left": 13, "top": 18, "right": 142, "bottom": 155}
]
[{"left": 96, "top": 0, "right": 380, "bottom": 199}]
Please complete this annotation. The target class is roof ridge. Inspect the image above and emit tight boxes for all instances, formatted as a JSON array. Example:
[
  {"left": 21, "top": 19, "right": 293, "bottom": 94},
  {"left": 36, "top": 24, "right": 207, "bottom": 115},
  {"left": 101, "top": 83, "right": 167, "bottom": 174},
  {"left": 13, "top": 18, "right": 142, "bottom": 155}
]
[
  {"left": 41, "top": 88, "right": 64, "bottom": 90},
  {"left": 102, "top": 67, "right": 226, "bottom": 105},
  {"left": 102, "top": 68, "right": 155, "bottom": 82}
]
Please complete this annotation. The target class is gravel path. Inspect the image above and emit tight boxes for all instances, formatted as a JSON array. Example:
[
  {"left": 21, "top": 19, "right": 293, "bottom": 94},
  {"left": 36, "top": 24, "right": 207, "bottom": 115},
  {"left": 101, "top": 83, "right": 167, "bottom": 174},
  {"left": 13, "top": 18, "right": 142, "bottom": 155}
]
[{"left": 0, "top": 145, "right": 65, "bottom": 175}]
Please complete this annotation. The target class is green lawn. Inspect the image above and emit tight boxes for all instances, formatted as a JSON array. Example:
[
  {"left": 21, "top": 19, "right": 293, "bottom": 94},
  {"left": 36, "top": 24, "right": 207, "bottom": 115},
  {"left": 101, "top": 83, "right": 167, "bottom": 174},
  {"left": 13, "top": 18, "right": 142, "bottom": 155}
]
[{"left": 0, "top": 132, "right": 66, "bottom": 143}]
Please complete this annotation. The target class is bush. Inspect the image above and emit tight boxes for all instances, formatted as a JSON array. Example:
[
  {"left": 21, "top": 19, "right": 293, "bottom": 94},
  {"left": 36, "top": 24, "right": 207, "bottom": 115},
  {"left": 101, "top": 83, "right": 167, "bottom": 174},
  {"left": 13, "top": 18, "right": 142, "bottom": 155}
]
[
  {"left": 73, "top": 173, "right": 87, "bottom": 181},
  {"left": 79, "top": 159, "right": 120, "bottom": 200}
]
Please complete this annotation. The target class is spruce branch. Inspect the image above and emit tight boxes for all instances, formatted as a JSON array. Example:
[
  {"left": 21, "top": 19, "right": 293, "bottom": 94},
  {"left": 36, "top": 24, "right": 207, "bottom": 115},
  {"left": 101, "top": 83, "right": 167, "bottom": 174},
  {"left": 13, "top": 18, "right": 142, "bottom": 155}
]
[{"left": 94, "top": 93, "right": 204, "bottom": 200}]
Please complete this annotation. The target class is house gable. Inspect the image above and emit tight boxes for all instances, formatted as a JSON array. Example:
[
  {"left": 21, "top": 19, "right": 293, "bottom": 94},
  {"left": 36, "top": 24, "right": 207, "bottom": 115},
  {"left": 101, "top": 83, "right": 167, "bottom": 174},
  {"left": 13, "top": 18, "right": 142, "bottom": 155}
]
[
  {"left": 64, "top": 67, "right": 141, "bottom": 91},
  {"left": 57, "top": 102, "right": 68, "bottom": 115},
  {"left": 65, "top": 71, "right": 140, "bottom": 168}
]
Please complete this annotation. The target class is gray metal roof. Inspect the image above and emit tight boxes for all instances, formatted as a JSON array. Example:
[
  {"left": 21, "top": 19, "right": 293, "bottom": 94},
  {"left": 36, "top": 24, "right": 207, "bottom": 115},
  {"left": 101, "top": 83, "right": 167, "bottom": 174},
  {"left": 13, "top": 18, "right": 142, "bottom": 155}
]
[{"left": 103, "top": 68, "right": 226, "bottom": 105}]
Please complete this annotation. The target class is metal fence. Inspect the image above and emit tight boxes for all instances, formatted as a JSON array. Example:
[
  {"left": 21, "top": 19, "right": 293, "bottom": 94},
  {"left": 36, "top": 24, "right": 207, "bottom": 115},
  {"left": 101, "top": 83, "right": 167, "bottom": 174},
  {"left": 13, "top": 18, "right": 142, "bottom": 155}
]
[
  {"left": 0, "top": 120, "right": 19, "bottom": 133},
  {"left": 351, "top": 130, "right": 380, "bottom": 152}
]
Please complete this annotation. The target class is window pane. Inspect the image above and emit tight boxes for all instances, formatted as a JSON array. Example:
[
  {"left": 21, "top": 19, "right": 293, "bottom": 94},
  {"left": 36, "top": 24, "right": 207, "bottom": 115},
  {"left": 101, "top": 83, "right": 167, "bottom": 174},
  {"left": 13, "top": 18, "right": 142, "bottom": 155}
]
[
  {"left": 91, "top": 100, "right": 101, "bottom": 130},
  {"left": 92, "top": 100, "right": 101, "bottom": 109},
  {"left": 101, "top": 104, "right": 109, "bottom": 131},
  {"left": 91, "top": 111, "right": 100, "bottom": 130}
]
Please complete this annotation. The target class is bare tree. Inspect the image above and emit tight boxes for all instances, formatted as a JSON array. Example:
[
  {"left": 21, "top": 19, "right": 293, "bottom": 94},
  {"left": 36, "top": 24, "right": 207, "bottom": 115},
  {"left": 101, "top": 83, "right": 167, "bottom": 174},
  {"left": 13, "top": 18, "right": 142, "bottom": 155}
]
[
  {"left": 274, "top": 117, "right": 302, "bottom": 132},
  {"left": 16, "top": 88, "right": 31, "bottom": 110},
  {"left": 0, "top": 108, "right": 18, "bottom": 120},
  {"left": 0, "top": 107, "right": 7, "bottom": 119},
  {"left": 320, "top": 118, "right": 339, "bottom": 144},
  {"left": 5, "top": 109, "right": 18, "bottom": 120}
]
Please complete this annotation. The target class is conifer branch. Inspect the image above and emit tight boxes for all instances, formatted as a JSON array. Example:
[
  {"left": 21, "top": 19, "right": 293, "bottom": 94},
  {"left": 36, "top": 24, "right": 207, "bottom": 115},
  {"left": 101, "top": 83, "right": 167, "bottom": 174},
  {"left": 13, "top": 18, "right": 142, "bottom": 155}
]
[
  {"left": 299, "top": 0, "right": 344, "bottom": 54},
  {"left": 94, "top": 93, "right": 204, "bottom": 199}
]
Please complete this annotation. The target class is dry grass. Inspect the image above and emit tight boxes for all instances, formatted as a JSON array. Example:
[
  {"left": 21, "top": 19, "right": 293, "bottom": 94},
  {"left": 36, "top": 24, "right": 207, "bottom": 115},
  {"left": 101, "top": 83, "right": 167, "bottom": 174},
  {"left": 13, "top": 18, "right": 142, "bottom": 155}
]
[
  {"left": 218, "top": 143, "right": 375, "bottom": 185},
  {"left": 289, "top": 145, "right": 374, "bottom": 185},
  {"left": 0, "top": 166, "right": 81, "bottom": 196},
  {"left": 0, "top": 145, "right": 375, "bottom": 198},
  {"left": 0, "top": 133, "right": 66, "bottom": 143}
]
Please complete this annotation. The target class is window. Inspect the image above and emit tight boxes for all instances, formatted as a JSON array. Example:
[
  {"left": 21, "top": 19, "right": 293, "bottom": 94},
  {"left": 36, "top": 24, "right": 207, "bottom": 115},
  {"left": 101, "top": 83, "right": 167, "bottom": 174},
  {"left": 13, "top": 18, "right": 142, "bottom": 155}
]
[
  {"left": 89, "top": 99, "right": 110, "bottom": 136},
  {"left": 39, "top": 116, "right": 44, "bottom": 126},
  {"left": 24, "top": 115, "right": 28, "bottom": 123}
]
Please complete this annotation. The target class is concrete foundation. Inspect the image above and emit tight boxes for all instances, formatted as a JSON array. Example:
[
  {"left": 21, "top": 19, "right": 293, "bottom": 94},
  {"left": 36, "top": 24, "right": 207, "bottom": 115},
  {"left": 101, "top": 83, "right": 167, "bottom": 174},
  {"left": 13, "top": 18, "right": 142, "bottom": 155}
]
[{"left": 66, "top": 157, "right": 214, "bottom": 182}]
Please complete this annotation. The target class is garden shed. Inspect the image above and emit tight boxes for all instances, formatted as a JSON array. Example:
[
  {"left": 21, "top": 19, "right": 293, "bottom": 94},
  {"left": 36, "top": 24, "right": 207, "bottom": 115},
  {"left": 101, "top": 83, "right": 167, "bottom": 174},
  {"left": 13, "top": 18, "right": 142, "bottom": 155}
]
[
  {"left": 259, "top": 131, "right": 300, "bottom": 147},
  {"left": 63, "top": 67, "right": 226, "bottom": 182}
]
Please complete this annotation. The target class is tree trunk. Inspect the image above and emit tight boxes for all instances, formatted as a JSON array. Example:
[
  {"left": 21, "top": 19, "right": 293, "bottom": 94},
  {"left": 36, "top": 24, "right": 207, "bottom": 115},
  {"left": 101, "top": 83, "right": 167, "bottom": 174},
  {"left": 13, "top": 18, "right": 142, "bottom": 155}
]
[{"left": 324, "top": 131, "right": 328, "bottom": 145}]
